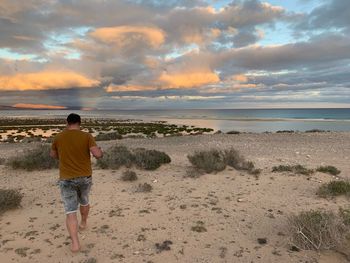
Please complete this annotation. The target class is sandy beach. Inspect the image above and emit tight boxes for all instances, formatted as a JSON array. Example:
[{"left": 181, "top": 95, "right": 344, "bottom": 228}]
[{"left": 1, "top": 132, "right": 350, "bottom": 263}]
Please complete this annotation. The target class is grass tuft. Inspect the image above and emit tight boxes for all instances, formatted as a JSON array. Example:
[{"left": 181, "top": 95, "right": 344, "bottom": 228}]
[
  {"left": 317, "top": 181, "right": 350, "bottom": 198},
  {"left": 121, "top": 170, "right": 138, "bottom": 181},
  {"left": 316, "top": 166, "right": 341, "bottom": 176},
  {"left": 191, "top": 221, "right": 207, "bottom": 232},
  {"left": 0, "top": 189, "right": 23, "bottom": 214},
  {"left": 6, "top": 144, "right": 58, "bottom": 171},
  {"left": 288, "top": 209, "right": 349, "bottom": 251}
]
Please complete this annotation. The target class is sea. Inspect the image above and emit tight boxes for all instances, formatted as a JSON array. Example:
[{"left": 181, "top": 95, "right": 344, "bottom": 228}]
[{"left": 0, "top": 108, "right": 350, "bottom": 133}]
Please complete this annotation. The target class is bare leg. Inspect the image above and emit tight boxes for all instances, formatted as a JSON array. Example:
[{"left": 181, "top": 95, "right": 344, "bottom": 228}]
[
  {"left": 79, "top": 204, "right": 90, "bottom": 230},
  {"left": 66, "top": 213, "right": 80, "bottom": 252}
]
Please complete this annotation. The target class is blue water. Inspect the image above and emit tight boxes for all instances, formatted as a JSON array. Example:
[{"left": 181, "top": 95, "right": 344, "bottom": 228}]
[{"left": 1, "top": 108, "right": 349, "bottom": 132}]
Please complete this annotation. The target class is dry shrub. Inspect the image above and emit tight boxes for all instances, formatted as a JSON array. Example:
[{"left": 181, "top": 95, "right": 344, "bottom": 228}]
[
  {"left": 121, "top": 170, "right": 138, "bottom": 181},
  {"left": 97, "top": 145, "right": 171, "bottom": 170},
  {"left": 188, "top": 149, "right": 226, "bottom": 174},
  {"left": 133, "top": 148, "right": 171, "bottom": 170},
  {"left": 0, "top": 157, "right": 5, "bottom": 165},
  {"left": 95, "top": 132, "right": 122, "bottom": 141},
  {"left": 317, "top": 181, "right": 350, "bottom": 198},
  {"left": 185, "top": 167, "right": 203, "bottom": 178},
  {"left": 288, "top": 210, "right": 349, "bottom": 251},
  {"left": 272, "top": 164, "right": 314, "bottom": 175},
  {"left": 316, "top": 165, "right": 341, "bottom": 176},
  {"left": 135, "top": 183, "right": 153, "bottom": 193},
  {"left": 96, "top": 145, "right": 134, "bottom": 169},
  {"left": 6, "top": 144, "right": 58, "bottom": 171},
  {"left": 187, "top": 148, "right": 260, "bottom": 176},
  {"left": 224, "top": 148, "right": 260, "bottom": 174},
  {"left": 0, "top": 189, "right": 23, "bottom": 214}
]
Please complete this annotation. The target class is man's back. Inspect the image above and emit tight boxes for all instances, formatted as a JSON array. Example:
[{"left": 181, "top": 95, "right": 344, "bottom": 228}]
[{"left": 52, "top": 129, "right": 96, "bottom": 179}]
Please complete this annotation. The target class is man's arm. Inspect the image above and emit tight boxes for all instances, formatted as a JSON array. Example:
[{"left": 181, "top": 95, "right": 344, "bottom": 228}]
[
  {"left": 50, "top": 149, "right": 59, "bottom": 159},
  {"left": 90, "top": 146, "right": 103, "bottom": 159}
]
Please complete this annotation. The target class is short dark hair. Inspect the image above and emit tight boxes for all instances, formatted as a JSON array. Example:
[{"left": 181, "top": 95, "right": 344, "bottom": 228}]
[{"left": 67, "top": 113, "right": 81, "bottom": 125}]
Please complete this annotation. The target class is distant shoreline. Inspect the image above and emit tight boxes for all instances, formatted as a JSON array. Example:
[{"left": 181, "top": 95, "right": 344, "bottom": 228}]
[
  {"left": 1, "top": 116, "right": 349, "bottom": 143},
  {"left": 1, "top": 107, "right": 350, "bottom": 133}
]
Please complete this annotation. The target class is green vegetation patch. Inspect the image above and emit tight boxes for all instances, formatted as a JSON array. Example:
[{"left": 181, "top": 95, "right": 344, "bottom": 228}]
[
  {"left": 272, "top": 164, "right": 314, "bottom": 175},
  {"left": 316, "top": 165, "right": 341, "bottom": 176},
  {"left": 288, "top": 209, "right": 349, "bottom": 251},
  {"left": 6, "top": 144, "right": 58, "bottom": 171},
  {"left": 0, "top": 189, "right": 23, "bottom": 214},
  {"left": 317, "top": 181, "right": 350, "bottom": 198}
]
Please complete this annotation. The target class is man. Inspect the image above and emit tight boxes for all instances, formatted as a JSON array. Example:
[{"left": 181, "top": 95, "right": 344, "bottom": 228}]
[{"left": 50, "top": 113, "right": 103, "bottom": 252}]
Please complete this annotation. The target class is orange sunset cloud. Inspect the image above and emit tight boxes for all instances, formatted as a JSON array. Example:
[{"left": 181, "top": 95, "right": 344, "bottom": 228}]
[
  {"left": 159, "top": 71, "right": 220, "bottom": 88},
  {"left": 0, "top": 71, "right": 100, "bottom": 91},
  {"left": 231, "top": 74, "right": 248, "bottom": 83},
  {"left": 13, "top": 103, "right": 67, "bottom": 109},
  {"left": 105, "top": 84, "right": 157, "bottom": 92},
  {"left": 90, "top": 26, "right": 166, "bottom": 48}
]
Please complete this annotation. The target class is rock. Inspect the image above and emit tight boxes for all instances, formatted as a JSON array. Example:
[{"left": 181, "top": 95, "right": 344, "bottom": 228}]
[{"left": 257, "top": 238, "right": 267, "bottom": 245}]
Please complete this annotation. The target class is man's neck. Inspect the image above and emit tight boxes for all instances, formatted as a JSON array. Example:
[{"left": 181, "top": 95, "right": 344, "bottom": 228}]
[{"left": 67, "top": 124, "right": 80, "bottom": 130}]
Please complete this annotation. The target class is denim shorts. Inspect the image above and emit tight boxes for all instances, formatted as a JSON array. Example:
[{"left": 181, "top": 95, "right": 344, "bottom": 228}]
[{"left": 59, "top": 176, "right": 92, "bottom": 214}]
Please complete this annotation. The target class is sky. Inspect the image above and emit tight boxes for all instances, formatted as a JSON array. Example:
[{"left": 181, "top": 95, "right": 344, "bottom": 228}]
[{"left": 0, "top": 0, "right": 349, "bottom": 110}]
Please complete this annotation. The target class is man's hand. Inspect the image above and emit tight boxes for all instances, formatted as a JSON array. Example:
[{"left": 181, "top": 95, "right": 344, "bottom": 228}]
[
  {"left": 90, "top": 146, "right": 103, "bottom": 159},
  {"left": 50, "top": 149, "right": 58, "bottom": 159}
]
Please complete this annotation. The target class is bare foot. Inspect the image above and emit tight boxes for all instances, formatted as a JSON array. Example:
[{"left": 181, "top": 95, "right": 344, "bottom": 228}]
[
  {"left": 79, "top": 222, "right": 87, "bottom": 231},
  {"left": 70, "top": 242, "right": 80, "bottom": 253}
]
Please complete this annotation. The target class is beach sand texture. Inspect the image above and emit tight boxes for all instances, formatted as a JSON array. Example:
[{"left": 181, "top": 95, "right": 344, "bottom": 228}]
[{"left": 1, "top": 132, "right": 350, "bottom": 263}]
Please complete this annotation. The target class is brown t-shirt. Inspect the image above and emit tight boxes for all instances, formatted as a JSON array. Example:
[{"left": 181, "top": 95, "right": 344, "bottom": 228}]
[{"left": 51, "top": 129, "right": 97, "bottom": 180}]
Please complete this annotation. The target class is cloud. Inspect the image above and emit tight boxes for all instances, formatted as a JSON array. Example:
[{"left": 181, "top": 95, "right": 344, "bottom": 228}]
[
  {"left": 112, "top": 95, "right": 225, "bottom": 100},
  {"left": 231, "top": 74, "right": 248, "bottom": 83},
  {"left": 0, "top": 0, "right": 348, "bottom": 108},
  {"left": 296, "top": 0, "right": 350, "bottom": 32},
  {"left": 0, "top": 70, "right": 100, "bottom": 91},
  {"left": 158, "top": 70, "right": 220, "bottom": 88},
  {"left": 90, "top": 26, "right": 166, "bottom": 48},
  {"left": 221, "top": 34, "right": 350, "bottom": 70},
  {"left": 105, "top": 84, "right": 156, "bottom": 92},
  {"left": 12, "top": 103, "right": 67, "bottom": 109}
]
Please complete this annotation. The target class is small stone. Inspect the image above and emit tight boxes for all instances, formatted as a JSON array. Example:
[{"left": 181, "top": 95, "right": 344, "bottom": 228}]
[
  {"left": 290, "top": 245, "right": 300, "bottom": 252},
  {"left": 257, "top": 238, "right": 267, "bottom": 245}
]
